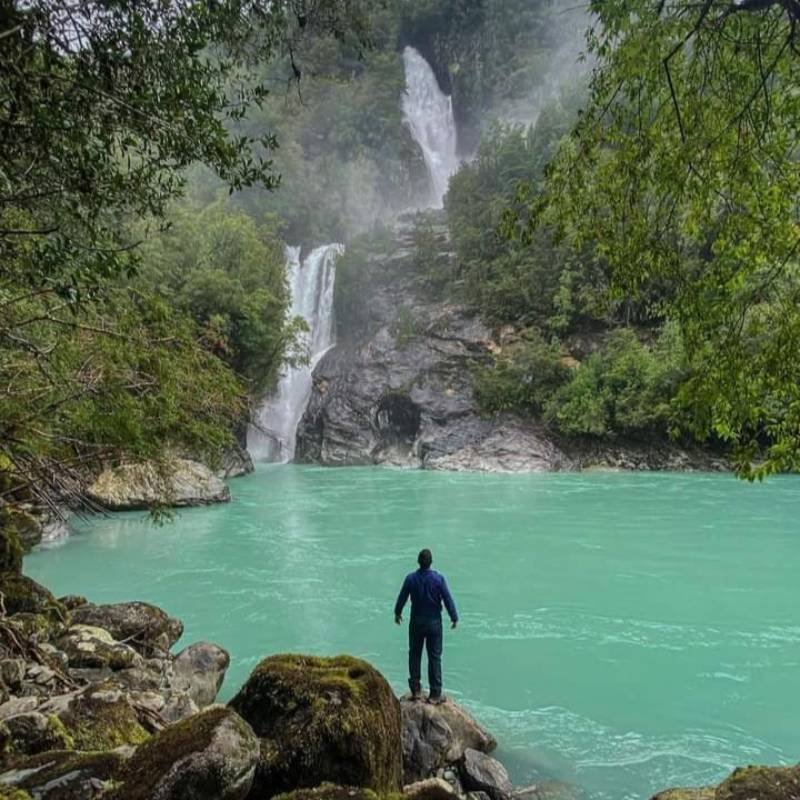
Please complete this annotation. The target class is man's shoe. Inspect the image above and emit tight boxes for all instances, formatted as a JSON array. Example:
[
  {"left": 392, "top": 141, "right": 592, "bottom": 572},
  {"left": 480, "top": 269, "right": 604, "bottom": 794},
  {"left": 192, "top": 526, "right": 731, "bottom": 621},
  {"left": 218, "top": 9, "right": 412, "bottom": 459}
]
[
  {"left": 410, "top": 690, "right": 424, "bottom": 702},
  {"left": 427, "top": 694, "right": 446, "bottom": 705}
]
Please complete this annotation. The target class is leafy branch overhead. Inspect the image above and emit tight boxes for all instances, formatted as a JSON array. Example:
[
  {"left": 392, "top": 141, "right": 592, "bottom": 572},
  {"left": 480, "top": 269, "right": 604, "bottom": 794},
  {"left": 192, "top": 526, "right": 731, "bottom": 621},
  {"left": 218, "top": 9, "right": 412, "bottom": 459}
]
[{"left": 520, "top": 0, "right": 800, "bottom": 477}]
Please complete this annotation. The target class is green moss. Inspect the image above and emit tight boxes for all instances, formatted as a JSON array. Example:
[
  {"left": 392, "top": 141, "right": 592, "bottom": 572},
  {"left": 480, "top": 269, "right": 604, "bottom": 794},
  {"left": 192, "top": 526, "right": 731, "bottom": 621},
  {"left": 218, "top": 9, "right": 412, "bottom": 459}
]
[
  {"left": 275, "top": 784, "right": 381, "bottom": 800},
  {"left": 108, "top": 706, "right": 254, "bottom": 800},
  {"left": 60, "top": 693, "right": 149, "bottom": 751},
  {"left": 229, "top": 654, "right": 402, "bottom": 799},
  {"left": 0, "top": 510, "right": 24, "bottom": 573},
  {"left": 716, "top": 765, "right": 800, "bottom": 800},
  {"left": 0, "top": 573, "right": 66, "bottom": 620},
  {"left": 0, "top": 788, "right": 33, "bottom": 800}
]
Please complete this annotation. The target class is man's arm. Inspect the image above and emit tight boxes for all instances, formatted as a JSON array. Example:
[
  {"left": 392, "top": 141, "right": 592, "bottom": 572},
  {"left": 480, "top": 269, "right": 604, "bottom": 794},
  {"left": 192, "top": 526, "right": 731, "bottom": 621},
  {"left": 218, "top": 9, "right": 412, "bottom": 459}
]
[
  {"left": 394, "top": 575, "right": 411, "bottom": 624},
  {"left": 440, "top": 576, "right": 458, "bottom": 627}
]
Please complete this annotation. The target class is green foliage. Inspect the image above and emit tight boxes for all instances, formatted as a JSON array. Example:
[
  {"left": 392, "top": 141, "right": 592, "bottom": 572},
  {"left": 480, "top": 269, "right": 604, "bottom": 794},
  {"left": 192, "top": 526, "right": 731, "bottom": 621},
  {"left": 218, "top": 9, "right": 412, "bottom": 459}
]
[
  {"left": 136, "top": 203, "right": 301, "bottom": 397},
  {"left": 474, "top": 329, "right": 569, "bottom": 414},
  {"left": 528, "top": 0, "right": 800, "bottom": 475},
  {"left": 544, "top": 328, "right": 686, "bottom": 438}
]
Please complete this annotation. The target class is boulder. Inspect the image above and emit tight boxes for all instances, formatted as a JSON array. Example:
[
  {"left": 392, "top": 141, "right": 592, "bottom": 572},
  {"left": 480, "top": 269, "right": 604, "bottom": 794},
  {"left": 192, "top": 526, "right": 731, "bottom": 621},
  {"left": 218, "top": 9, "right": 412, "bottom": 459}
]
[
  {"left": 218, "top": 445, "right": 255, "bottom": 479},
  {"left": 458, "top": 749, "right": 513, "bottom": 800},
  {"left": 651, "top": 792, "right": 714, "bottom": 800},
  {"left": 38, "top": 686, "right": 149, "bottom": 752},
  {"left": 403, "top": 778, "right": 458, "bottom": 800},
  {"left": 0, "top": 711, "right": 73, "bottom": 757},
  {"left": 272, "top": 787, "right": 379, "bottom": 800},
  {"left": 0, "top": 749, "right": 127, "bottom": 798},
  {"left": 108, "top": 705, "right": 259, "bottom": 800},
  {"left": 56, "top": 626, "right": 143, "bottom": 671},
  {"left": 0, "top": 574, "right": 65, "bottom": 619},
  {"left": 0, "top": 698, "right": 39, "bottom": 722},
  {"left": 228, "top": 654, "right": 403, "bottom": 798},
  {"left": 401, "top": 696, "right": 496, "bottom": 783},
  {"left": 0, "top": 662, "right": 26, "bottom": 693},
  {"left": 716, "top": 765, "right": 800, "bottom": 800},
  {"left": 171, "top": 642, "right": 230, "bottom": 707},
  {"left": 70, "top": 602, "right": 183, "bottom": 656},
  {"left": 87, "top": 458, "right": 230, "bottom": 511}
]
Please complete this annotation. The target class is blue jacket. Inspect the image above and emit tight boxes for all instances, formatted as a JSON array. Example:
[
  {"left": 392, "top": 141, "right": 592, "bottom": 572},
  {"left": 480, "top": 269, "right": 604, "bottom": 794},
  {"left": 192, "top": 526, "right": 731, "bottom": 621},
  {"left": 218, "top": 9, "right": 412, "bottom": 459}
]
[{"left": 395, "top": 568, "right": 458, "bottom": 623}]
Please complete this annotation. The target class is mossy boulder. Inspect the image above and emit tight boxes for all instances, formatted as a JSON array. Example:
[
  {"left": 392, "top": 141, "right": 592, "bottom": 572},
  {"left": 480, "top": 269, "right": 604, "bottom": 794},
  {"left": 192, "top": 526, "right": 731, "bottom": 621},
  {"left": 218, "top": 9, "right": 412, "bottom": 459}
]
[
  {"left": 0, "top": 749, "right": 126, "bottom": 799},
  {"left": 70, "top": 602, "right": 183, "bottom": 656},
  {"left": 56, "top": 625, "right": 143, "bottom": 671},
  {"left": 40, "top": 686, "right": 149, "bottom": 752},
  {"left": 0, "top": 512, "right": 24, "bottom": 573},
  {"left": 651, "top": 790, "right": 714, "bottom": 800},
  {"left": 0, "top": 712, "right": 74, "bottom": 759},
  {"left": 229, "top": 654, "right": 403, "bottom": 799},
  {"left": 109, "top": 705, "right": 259, "bottom": 800},
  {"left": 0, "top": 788, "right": 32, "bottom": 800},
  {"left": 716, "top": 765, "right": 800, "bottom": 800},
  {"left": 274, "top": 785, "right": 381, "bottom": 800},
  {"left": 0, "top": 574, "right": 65, "bottom": 619}
]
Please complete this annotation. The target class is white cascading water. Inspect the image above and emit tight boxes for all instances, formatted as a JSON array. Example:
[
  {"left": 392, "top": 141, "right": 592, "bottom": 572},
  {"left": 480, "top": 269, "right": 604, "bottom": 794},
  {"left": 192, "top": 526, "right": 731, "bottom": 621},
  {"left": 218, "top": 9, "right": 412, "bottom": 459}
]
[
  {"left": 248, "top": 243, "right": 343, "bottom": 462},
  {"left": 401, "top": 46, "right": 459, "bottom": 208}
]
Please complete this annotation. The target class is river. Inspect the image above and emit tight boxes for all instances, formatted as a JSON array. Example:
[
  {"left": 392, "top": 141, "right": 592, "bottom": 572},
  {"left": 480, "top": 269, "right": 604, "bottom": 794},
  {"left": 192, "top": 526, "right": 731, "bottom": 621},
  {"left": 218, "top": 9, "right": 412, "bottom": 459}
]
[{"left": 26, "top": 466, "right": 800, "bottom": 800}]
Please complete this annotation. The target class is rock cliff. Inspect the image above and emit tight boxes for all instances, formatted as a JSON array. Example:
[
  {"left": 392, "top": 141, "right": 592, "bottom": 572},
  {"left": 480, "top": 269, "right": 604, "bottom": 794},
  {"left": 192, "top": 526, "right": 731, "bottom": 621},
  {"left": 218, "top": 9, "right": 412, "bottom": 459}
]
[{"left": 296, "top": 215, "right": 724, "bottom": 474}]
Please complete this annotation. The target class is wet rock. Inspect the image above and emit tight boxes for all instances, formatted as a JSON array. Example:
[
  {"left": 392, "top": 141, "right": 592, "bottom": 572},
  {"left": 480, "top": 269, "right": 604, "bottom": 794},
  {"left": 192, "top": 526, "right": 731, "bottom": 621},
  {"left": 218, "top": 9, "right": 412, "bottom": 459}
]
[
  {"left": 404, "top": 777, "right": 458, "bottom": 800},
  {"left": 171, "top": 641, "right": 229, "bottom": 708},
  {"left": 108, "top": 706, "right": 259, "bottom": 800},
  {"left": 87, "top": 458, "right": 230, "bottom": 511},
  {"left": 70, "top": 602, "right": 183, "bottom": 656},
  {"left": 57, "top": 626, "right": 143, "bottom": 671},
  {"left": 401, "top": 696, "right": 496, "bottom": 783},
  {"left": 458, "top": 749, "right": 513, "bottom": 800},
  {"left": 229, "top": 654, "right": 403, "bottom": 798},
  {"left": 0, "top": 749, "right": 127, "bottom": 798}
]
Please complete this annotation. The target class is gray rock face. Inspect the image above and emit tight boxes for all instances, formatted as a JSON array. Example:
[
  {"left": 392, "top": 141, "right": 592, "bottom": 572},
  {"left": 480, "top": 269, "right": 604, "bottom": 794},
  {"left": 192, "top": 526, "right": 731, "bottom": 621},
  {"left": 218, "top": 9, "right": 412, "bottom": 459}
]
[
  {"left": 401, "top": 696, "right": 497, "bottom": 784},
  {"left": 459, "top": 749, "right": 514, "bottom": 800},
  {"left": 88, "top": 458, "right": 230, "bottom": 510},
  {"left": 296, "top": 217, "right": 572, "bottom": 473},
  {"left": 172, "top": 642, "right": 230, "bottom": 708},
  {"left": 71, "top": 601, "right": 183, "bottom": 655},
  {"left": 217, "top": 444, "right": 255, "bottom": 479}
]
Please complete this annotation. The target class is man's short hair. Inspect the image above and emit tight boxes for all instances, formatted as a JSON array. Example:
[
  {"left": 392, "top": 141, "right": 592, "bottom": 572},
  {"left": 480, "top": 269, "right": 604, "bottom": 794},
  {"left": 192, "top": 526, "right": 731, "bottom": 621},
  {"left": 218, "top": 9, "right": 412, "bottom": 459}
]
[{"left": 418, "top": 549, "right": 433, "bottom": 569}]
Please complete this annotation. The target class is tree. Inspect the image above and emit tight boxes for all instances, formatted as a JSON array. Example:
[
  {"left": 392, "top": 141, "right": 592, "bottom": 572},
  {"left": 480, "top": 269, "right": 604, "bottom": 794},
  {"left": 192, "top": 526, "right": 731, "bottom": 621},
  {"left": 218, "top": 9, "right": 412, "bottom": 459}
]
[
  {"left": 525, "top": 0, "right": 800, "bottom": 477},
  {"left": 0, "top": 0, "right": 371, "bottom": 509}
]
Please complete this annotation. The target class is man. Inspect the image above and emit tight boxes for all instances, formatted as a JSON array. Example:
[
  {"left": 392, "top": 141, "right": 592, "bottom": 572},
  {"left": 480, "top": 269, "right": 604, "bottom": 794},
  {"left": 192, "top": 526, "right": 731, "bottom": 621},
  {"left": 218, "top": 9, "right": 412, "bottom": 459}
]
[{"left": 394, "top": 548, "right": 458, "bottom": 704}]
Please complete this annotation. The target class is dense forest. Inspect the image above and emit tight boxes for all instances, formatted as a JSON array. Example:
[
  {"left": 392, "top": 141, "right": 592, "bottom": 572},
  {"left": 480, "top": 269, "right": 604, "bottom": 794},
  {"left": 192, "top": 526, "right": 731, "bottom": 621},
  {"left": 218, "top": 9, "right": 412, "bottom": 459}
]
[{"left": 2, "top": 0, "right": 799, "bottom": 522}]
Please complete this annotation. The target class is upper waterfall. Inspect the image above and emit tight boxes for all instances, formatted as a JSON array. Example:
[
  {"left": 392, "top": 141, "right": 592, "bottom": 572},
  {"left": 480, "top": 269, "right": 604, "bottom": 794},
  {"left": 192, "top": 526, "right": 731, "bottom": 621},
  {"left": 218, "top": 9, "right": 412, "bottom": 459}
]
[
  {"left": 401, "top": 47, "right": 459, "bottom": 208},
  {"left": 248, "top": 243, "right": 343, "bottom": 463}
]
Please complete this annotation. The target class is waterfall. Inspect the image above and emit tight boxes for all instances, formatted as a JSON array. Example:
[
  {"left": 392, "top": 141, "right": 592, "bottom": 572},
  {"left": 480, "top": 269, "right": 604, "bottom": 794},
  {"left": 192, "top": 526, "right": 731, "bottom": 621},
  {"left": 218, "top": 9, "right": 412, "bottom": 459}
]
[
  {"left": 401, "top": 46, "right": 459, "bottom": 208},
  {"left": 248, "top": 243, "right": 343, "bottom": 463}
]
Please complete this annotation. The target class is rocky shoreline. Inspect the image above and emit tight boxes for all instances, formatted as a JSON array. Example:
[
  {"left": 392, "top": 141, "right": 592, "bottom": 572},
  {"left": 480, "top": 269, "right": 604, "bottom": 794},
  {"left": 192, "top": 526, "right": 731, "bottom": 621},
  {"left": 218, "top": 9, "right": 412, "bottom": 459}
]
[{"left": 0, "top": 515, "right": 793, "bottom": 800}]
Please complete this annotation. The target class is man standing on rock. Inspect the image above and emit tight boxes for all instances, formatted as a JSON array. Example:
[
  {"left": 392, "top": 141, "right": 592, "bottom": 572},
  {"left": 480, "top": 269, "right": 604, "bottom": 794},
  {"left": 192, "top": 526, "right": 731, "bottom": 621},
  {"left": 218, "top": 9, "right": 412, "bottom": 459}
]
[{"left": 394, "top": 548, "right": 459, "bottom": 704}]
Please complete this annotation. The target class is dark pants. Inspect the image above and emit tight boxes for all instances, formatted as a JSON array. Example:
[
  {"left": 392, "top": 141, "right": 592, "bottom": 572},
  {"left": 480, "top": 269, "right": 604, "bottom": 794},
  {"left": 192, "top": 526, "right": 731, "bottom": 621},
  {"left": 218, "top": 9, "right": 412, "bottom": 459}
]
[{"left": 408, "top": 615, "right": 443, "bottom": 697}]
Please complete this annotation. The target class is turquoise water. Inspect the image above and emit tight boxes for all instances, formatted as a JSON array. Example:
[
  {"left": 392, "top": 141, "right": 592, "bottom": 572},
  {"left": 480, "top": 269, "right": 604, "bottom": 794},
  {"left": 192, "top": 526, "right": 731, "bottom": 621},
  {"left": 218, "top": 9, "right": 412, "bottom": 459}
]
[{"left": 26, "top": 466, "right": 800, "bottom": 800}]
